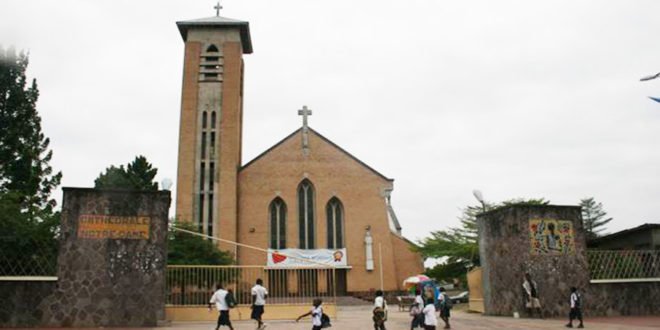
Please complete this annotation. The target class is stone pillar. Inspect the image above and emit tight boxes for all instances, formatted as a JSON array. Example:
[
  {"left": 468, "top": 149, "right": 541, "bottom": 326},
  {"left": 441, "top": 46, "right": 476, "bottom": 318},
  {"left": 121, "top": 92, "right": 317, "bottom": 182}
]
[
  {"left": 40, "top": 188, "right": 171, "bottom": 327},
  {"left": 477, "top": 205, "right": 589, "bottom": 318}
]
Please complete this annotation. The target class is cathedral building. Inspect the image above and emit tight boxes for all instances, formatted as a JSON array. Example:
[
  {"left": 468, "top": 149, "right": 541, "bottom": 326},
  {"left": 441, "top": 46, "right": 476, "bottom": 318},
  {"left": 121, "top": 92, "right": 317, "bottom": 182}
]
[{"left": 174, "top": 12, "right": 423, "bottom": 293}]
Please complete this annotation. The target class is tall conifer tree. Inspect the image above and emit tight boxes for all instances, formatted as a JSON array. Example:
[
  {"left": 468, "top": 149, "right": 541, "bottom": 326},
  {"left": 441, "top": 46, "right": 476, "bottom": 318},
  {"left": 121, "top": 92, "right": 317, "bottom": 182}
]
[
  {"left": 0, "top": 47, "right": 61, "bottom": 213},
  {"left": 0, "top": 47, "right": 61, "bottom": 275},
  {"left": 579, "top": 197, "right": 612, "bottom": 240}
]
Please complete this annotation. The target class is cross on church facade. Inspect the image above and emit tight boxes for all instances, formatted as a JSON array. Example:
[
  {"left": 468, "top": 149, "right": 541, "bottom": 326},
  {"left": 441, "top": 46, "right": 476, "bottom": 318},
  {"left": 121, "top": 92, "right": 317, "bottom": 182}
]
[
  {"left": 298, "top": 105, "right": 312, "bottom": 129},
  {"left": 298, "top": 105, "right": 312, "bottom": 155},
  {"left": 214, "top": 1, "right": 223, "bottom": 16}
]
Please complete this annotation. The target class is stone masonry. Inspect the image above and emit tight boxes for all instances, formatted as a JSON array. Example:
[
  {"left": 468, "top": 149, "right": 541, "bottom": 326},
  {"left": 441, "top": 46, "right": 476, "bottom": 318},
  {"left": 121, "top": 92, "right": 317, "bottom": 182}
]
[
  {"left": 477, "top": 205, "right": 590, "bottom": 318},
  {"left": 37, "top": 188, "right": 171, "bottom": 327}
]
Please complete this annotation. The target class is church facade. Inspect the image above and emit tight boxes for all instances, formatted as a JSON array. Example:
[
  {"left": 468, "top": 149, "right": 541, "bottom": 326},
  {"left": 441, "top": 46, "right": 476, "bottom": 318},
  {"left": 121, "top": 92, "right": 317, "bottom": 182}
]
[{"left": 174, "top": 13, "right": 423, "bottom": 293}]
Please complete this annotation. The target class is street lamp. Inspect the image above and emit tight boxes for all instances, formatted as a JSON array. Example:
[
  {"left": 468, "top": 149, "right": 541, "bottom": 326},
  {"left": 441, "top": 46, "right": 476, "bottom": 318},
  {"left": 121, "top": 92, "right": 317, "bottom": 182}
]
[
  {"left": 472, "top": 189, "right": 487, "bottom": 213},
  {"left": 640, "top": 72, "right": 660, "bottom": 81},
  {"left": 161, "top": 178, "right": 173, "bottom": 191}
]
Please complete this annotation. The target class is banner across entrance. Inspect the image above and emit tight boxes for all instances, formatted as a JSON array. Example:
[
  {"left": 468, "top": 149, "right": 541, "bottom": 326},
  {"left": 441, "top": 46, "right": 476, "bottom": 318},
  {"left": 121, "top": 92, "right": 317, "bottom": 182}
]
[{"left": 267, "top": 248, "right": 347, "bottom": 267}]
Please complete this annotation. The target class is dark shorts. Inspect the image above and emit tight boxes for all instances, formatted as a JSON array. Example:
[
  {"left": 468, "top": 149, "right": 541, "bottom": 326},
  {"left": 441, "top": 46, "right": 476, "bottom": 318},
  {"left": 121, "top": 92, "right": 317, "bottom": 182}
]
[
  {"left": 440, "top": 307, "right": 450, "bottom": 318},
  {"left": 411, "top": 314, "right": 424, "bottom": 327},
  {"left": 217, "top": 310, "right": 232, "bottom": 326},
  {"left": 251, "top": 305, "right": 265, "bottom": 320},
  {"left": 569, "top": 308, "right": 583, "bottom": 320},
  {"left": 312, "top": 326, "right": 323, "bottom": 330}
]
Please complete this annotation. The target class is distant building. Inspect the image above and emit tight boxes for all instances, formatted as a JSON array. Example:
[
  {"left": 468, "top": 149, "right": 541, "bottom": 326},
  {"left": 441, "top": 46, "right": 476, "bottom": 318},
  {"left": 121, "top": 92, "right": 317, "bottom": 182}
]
[{"left": 587, "top": 223, "right": 660, "bottom": 250}]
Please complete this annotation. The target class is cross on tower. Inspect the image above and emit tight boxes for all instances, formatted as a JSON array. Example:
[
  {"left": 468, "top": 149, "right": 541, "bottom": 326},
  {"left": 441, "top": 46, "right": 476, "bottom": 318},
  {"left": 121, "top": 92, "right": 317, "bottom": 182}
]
[
  {"left": 214, "top": 1, "right": 223, "bottom": 16},
  {"left": 298, "top": 105, "right": 313, "bottom": 155}
]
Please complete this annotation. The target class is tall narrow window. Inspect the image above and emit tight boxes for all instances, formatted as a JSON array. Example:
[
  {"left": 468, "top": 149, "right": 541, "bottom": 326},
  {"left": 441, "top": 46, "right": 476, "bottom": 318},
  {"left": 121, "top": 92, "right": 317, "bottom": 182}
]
[
  {"left": 201, "top": 132, "right": 207, "bottom": 159},
  {"left": 210, "top": 132, "right": 216, "bottom": 158},
  {"left": 211, "top": 111, "right": 217, "bottom": 129},
  {"left": 269, "top": 198, "right": 287, "bottom": 249},
  {"left": 298, "top": 180, "right": 315, "bottom": 249},
  {"left": 198, "top": 193, "right": 204, "bottom": 233},
  {"left": 199, "top": 162, "right": 205, "bottom": 191},
  {"left": 326, "top": 198, "right": 344, "bottom": 249},
  {"left": 208, "top": 194, "right": 214, "bottom": 236},
  {"left": 209, "top": 162, "right": 215, "bottom": 191},
  {"left": 202, "top": 111, "right": 208, "bottom": 128}
]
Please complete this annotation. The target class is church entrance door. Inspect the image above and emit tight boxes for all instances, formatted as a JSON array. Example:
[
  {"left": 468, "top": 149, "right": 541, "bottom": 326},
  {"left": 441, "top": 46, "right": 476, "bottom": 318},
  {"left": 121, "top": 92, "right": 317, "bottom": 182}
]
[{"left": 326, "top": 269, "right": 347, "bottom": 296}]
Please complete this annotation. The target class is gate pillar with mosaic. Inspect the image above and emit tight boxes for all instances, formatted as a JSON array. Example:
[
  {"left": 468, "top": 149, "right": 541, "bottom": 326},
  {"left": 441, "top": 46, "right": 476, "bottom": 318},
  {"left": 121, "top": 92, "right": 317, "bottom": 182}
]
[{"left": 477, "top": 205, "right": 590, "bottom": 317}]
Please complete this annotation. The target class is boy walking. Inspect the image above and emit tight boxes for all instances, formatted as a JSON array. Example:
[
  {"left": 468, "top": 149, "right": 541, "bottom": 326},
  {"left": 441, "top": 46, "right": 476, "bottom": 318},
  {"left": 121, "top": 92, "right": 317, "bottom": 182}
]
[
  {"left": 422, "top": 298, "right": 438, "bottom": 330},
  {"left": 438, "top": 287, "right": 451, "bottom": 329},
  {"left": 373, "top": 290, "right": 388, "bottom": 330},
  {"left": 251, "top": 278, "right": 268, "bottom": 329},
  {"left": 208, "top": 283, "right": 234, "bottom": 330},
  {"left": 296, "top": 298, "right": 324, "bottom": 330},
  {"left": 566, "top": 287, "right": 584, "bottom": 328}
]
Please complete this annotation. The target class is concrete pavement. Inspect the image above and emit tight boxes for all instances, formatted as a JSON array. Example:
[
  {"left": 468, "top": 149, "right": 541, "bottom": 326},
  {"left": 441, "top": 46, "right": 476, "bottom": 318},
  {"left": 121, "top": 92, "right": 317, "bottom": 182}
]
[{"left": 7, "top": 305, "right": 660, "bottom": 329}]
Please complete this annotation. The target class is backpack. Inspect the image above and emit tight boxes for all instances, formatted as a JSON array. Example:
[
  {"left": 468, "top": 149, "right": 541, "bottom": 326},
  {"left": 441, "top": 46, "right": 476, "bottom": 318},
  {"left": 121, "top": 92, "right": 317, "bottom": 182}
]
[
  {"left": 573, "top": 292, "right": 582, "bottom": 309},
  {"left": 443, "top": 293, "right": 453, "bottom": 309},
  {"left": 225, "top": 290, "right": 237, "bottom": 309},
  {"left": 321, "top": 313, "right": 331, "bottom": 328}
]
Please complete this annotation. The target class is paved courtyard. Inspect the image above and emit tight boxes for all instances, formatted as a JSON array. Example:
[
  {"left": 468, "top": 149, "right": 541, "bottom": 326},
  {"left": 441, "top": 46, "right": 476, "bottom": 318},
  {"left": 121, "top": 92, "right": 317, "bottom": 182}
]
[
  {"left": 174, "top": 306, "right": 660, "bottom": 330},
  {"left": 8, "top": 305, "right": 660, "bottom": 329}
]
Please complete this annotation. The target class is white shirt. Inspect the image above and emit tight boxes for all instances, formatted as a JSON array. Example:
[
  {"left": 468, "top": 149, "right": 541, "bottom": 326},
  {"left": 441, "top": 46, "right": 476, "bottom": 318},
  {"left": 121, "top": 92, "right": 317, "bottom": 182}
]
[
  {"left": 437, "top": 292, "right": 445, "bottom": 303},
  {"left": 209, "top": 289, "right": 229, "bottom": 311},
  {"left": 570, "top": 292, "right": 580, "bottom": 308},
  {"left": 423, "top": 304, "right": 438, "bottom": 326},
  {"left": 311, "top": 306, "right": 323, "bottom": 326},
  {"left": 374, "top": 296, "right": 385, "bottom": 309},
  {"left": 251, "top": 284, "right": 268, "bottom": 306},
  {"left": 414, "top": 295, "right": 425, "bottom": 308}
]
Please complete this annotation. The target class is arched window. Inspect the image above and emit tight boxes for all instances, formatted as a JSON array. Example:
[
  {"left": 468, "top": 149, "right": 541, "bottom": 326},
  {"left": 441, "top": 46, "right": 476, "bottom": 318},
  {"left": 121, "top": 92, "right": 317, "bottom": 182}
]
[
  {"left": 206, "top": 44, "right": 219, "bottom": 53},
  {"left": 298, "top": 180, "right": 315, "bottom": 249},
  {"left": 270, "top": 198, "right": 287, "bottom": 249},
  {"left": 326, "top": 197, "right": 344, "bottom": 249},
  {"left": 211, "top": 111, "right": 217, "bottom": 129}
]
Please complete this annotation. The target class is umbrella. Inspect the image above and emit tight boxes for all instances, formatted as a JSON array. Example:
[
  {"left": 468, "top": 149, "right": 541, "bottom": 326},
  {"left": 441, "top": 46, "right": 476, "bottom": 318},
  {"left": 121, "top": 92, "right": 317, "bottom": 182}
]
[{"left": 402, "top": 275, "right": 431, "bottom": 287}]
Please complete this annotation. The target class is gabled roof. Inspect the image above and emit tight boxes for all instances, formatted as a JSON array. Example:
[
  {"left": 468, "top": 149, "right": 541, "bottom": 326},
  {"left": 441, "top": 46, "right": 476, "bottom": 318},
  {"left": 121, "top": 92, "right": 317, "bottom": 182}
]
[
  {"left": 240, "top": 127, "right": 393, "bottom": 182},
  {"left": 588, "top": 223, "right": 660, "bottom": 244},
  {"left": 176, "top": 16, "right": 253, "bottom": 54}
]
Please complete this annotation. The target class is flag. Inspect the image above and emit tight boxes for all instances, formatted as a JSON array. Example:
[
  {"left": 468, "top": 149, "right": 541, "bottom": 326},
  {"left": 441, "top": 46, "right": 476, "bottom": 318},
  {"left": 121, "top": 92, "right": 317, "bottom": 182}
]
[{"left": 649, "top": 97, "right": 660, "bottom": 103}]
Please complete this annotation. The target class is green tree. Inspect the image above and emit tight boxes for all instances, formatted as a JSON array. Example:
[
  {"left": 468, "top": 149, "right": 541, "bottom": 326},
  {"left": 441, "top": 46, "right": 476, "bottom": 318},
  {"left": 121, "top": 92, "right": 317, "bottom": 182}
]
[
  {"left": 0, "top": 48, "right": 61, "bottom": 275},
  {"left": 94, "top": 155, "right": 158, "bottom": 190},
  {"left": 167, "top": 221, "right": 235, "bottom": 304},
  {"left": 168, "top": 221, "right": 234, "bottom": 265},
  {"left": 579, "top": 197, "right": 612, "bottom": 240},
  {"left": 417, "top": 198, "right": 549, "bottom": 282}
]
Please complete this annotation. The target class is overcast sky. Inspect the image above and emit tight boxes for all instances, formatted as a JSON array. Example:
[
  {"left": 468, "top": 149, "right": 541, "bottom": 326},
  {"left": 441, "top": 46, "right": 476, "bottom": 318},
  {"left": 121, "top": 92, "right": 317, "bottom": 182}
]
[{"left": 1, "top": 0, "right": 659, "bottom": 243}]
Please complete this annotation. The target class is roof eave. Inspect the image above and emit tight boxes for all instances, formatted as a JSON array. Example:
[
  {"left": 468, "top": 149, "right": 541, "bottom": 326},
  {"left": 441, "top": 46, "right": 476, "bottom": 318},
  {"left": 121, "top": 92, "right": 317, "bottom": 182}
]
[{"left": 176, "top": 21, "right": 253, "bottom": 54}]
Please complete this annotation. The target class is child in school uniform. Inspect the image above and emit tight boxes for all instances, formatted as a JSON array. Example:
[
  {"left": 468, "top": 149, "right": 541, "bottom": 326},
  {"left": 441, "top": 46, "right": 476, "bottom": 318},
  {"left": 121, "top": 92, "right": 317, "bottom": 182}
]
[
  {"left": 422, "top": 298, "right": 438, "bottom": 330},
  {"left": 296, "top": 298, "right": 324, "bottom": 330},
  {"left": 566, "top": 287, "right": 584, "bottom": 328}
]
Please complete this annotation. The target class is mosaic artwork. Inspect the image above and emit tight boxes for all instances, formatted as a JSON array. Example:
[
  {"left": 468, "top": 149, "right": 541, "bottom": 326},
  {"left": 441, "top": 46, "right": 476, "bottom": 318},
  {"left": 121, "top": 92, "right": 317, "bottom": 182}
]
[{"left": 529, "top": 219, "right": 575, "bottom": 255}]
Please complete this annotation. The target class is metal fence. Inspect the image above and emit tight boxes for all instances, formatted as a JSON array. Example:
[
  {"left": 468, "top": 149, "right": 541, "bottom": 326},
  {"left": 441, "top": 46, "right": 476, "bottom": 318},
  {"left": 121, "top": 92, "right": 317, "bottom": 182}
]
[
  {"left": 166, "top": 265, "right": 337, "bottom": 306},
  {"left": 0, "top": 235, "right": 57, "bottom": 279},
  {"left": 588, "top": 250, "right": 660, "bottom": 282}
]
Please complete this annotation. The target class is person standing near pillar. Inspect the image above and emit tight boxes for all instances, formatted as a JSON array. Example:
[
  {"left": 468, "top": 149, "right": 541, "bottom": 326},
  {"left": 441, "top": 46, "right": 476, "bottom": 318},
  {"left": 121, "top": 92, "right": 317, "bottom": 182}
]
[{"left": 522, "top": 273, "right": 543, "bottom": 318}]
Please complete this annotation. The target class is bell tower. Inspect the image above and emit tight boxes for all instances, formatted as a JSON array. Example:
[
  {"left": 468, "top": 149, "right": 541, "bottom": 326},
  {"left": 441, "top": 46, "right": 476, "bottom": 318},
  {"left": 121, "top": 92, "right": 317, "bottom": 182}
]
[{"left": 175, "top": 10, "right": 252, "bottom": 251}]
